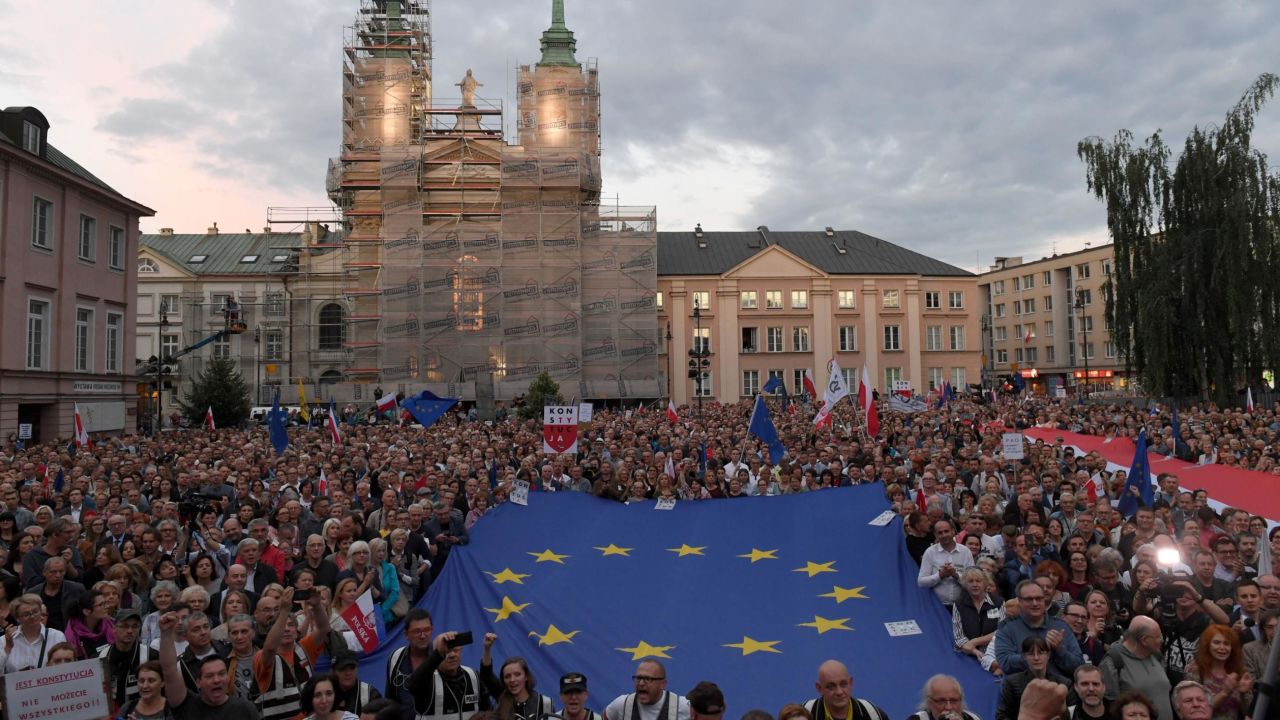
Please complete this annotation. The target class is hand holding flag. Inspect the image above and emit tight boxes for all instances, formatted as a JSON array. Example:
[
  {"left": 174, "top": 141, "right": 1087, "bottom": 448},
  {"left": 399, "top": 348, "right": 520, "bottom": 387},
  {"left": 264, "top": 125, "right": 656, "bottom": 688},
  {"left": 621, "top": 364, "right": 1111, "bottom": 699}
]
[{"left": 204, "top": 406, "right": 216, "bottom": 431}]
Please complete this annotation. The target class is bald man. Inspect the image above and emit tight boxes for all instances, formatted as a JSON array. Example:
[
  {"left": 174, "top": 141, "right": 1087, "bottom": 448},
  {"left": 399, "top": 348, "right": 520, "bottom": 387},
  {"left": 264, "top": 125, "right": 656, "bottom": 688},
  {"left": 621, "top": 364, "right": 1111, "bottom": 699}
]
[
  {"left": 1097, "top": 615, "right": 1173, "bottom": 720},
  {"left": 803, "top": 660, "right": 889, "bottom": 720}
]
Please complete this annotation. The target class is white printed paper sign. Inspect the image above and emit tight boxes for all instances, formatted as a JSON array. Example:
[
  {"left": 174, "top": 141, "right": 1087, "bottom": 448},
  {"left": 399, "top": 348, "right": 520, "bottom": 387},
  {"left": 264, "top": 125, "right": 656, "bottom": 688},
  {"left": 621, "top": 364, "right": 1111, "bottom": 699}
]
[
  {"left": 868, "top": 510, "right": 896, "bottom": 527},
  {"left": 654, "top": 498, "right": 677, "bottom": 511},
  {"left": 1002, "top": 432, "right": 1025, "bottom": 460},
  {"left": 542, "top": 406, "right": 579, "bottom": 455},
  {"left": 510, "top": 480, "right": 530, "bottom": 506},
  {"left": 4, "top": 658, "right": 109, "bottom": 720},
  {"left": 884, "top": 620, "right": 922, "bottom": 637}
]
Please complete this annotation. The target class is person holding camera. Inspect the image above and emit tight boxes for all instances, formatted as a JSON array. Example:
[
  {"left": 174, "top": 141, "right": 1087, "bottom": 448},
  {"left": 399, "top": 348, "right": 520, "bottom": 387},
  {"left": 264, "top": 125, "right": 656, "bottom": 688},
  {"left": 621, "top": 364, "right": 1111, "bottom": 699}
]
[
  {"left": 1159, "top": 578, "right": 1231, "bottom": 680},
  {"left": 406, "top": 629, "right": 489, "bottom": 720}
]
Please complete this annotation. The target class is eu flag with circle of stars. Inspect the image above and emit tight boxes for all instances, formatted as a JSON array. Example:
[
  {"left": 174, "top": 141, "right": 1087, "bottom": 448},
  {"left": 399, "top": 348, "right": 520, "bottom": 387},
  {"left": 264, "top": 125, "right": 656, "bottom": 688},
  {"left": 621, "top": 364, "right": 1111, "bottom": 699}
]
[{"left": 357, "top": 485, "right": 998, "bottom": 718}]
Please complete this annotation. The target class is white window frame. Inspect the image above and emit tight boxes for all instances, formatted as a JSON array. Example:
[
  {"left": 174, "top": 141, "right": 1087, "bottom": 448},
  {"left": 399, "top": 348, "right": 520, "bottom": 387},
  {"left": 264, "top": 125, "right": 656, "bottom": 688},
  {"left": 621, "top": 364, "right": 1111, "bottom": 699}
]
[
  {"left": 949, "top": 326, "right": 966, "bottom": 351},
  {"left": 951, "top": 367, "right": 967, "bottom": 388},
  {"left": 792, "top": 369, "right": 805, "bottom": 395},
  {"left": 26, "top": 298, "right": 50, "bottom": 370},
  {"left": 79, "top": 214, "right": 97, "bottom": 262},
  {"left": 837, "top": 290, "right": 856, "bottom": 309},
  {"left": 265, "top": 292, "right": 286, "bottom": 317},
  {"left": 1043, "top": 295, "right": 1053, "bottom": 311},
  {"left": 995, "top": 303, "right": 1006, "bottom": 318},
  {"left": 1046, "top": 346, "right": 1056, "bottom": 362},
  {"left": 1045, "top": 320, "right": 1054, "bottom": 337},
  {"left": 691, "top": 291, "right": 710, "bottom": 310},
  {"left": 791, "top": 290, "right": 809, "bottom": 310},
  {"left": 766, "top": 326, "right": 784, "bottom": 353},
  {"left": 692, "top": 327, "right": 711, "bottom": 354},
  {"left": 765, "top": 291, "right": 783, "bottom": 309},
  {"left": 694, "top": 371, "right": 714, "bottom": 397},
  {"left": 32, "top": 196, "right": 53, "bottom": 249},
  {"left": 925, "top": 325, "right": 942, "bottom": 352},
  {"left": 742, "top": 370, "right": 760, "bottom": 397},
  {"left": 792, "top": 326, "right": 810, "bottom": 352},
  {"left": 995, "top": 326, "right": 1007, "bottom": 342},
  {"left": 160, "top": 294, "right": 181, "bottom": 316},
  {"left": 1022, "top": 274, "right": 1035, "bottom": 289},
  {"left": 948, "top": 291, "right": 964, "bottom": 309},
  {"left": 105, "top": 312, "right": 123, "bottom": 373},
  {"left": 1105, "top": 341, "right": 1116, "bottom": 358},
  {"left": 1013, "top": 300, "right": 1022, "bottom": 315},
  {"left": 884, "top": 367, "right": 902, "bottom": 392},
  {"left": 740, "top": 290, "right": 758, "bottom": 309},
  {"left": 656, "top": 291, "right": 664, "bottom": 309},
  {"left": 161, "top": 334, "right": 180, "bottom": 360},
  {"left": 1042, "top": 271, "right": 1052, "bottom": 286},
  {"left": 75, "top": 306, "right": 94, "bottom": 372},
  {"left": 213, "top": 335, "right": 232, "bottom": 360},
  {"left": 22, "top": 120, "right": 41, "bottom": 153},
  {"left": 108, "top": 226, "right": 125, "bottom": 270},
  {"left": 883, "top": 324, "right": 901, "bottom": 351},
  {"left": 993, "top": 280, "right": 1005, "bottom": 295},
  {"left": 1025, "top": 298, "right": 1036, "bottom": 313},
  {"left": 882, "top": 289, "right": 900, "bottom": 309},
  {"left": 924, "top": 291, "right": 940, "bottom": 310},
  {"left": 928, "top": 367, "right": 943, "bottom": 391},
  {"left": 1076, "top": 263, "right": 1091, "bottom": 280},
  {"left": 996, "top": 349, "right": 1008, "bottom": 365},
  {"left": 838, "top": 325, "right": 857, "bottom": 352},
  {"left": 842, "top": 368, "right": 857, "bottom": 390},
  {"left": 265, "top": 329, "right": 284, "bottom": 361},
  {"left": 741, "top": 326, "right": 759, "bottom": 353}
]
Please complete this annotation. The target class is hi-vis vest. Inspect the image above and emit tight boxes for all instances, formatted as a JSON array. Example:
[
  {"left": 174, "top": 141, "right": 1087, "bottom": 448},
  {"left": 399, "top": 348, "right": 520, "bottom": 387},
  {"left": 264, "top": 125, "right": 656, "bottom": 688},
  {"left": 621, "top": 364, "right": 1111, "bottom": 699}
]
[
  {"left": 804, "top": 698, "right": 884, "bottom": 720},
  {"left": 389, "top": 647, "right": 481, "bottom": 720},
  {"left": 98, "top": 642, "right": 149, "bottom": 707},
  {"left": 252, "top": 646, "right": 312, "bottom": 720},
  {"left": 622, "top": 692, "right": 680, "bottom": 720}
]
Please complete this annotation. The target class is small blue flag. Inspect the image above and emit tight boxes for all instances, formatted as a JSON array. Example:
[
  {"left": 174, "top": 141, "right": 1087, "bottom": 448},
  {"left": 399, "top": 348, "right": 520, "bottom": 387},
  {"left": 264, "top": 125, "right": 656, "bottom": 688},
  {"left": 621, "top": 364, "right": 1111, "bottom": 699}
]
[
  {"left": 747, "top": 395, "right": 786, "bottom": 464},
  {"left": 1171, "top": 404, "right": 1184, "bottom": 455},
  {"left": 761, "top": 375, "right": 784, "bottom": 395},
  {"left": 269, "top": 387, "right": 290, "bottom": 455},
  {"left": 1117, "top": 429, "right": 1153, "bottom": 517},
  {"left": 401, "top": 390, "right": 459, "bottom": 429},
  {"left": 14, "top": 439, "right": 23, "bottom": 451},
  {"left": 53, "top": 467, "right": 64, "bottom": 493},
  {"left": 698, "top": 441, "right": 707, "bottom": 479}
]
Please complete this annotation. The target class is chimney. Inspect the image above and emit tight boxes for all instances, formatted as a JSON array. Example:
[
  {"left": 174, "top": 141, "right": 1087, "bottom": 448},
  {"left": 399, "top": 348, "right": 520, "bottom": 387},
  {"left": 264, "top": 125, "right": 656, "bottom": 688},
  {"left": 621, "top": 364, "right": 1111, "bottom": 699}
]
[
  {"left": 206, "top": 222, "right": 219, "bottom": 236},
  {"left": 159, "top": 228, "right": 175, "bottom": 236}
]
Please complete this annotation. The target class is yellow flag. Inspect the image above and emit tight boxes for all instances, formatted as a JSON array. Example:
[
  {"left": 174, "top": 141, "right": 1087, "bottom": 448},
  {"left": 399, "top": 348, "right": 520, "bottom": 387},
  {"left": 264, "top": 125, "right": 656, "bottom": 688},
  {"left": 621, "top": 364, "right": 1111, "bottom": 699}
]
[{"left": 298, "top": 379, "right": 310, "bottom": 421}]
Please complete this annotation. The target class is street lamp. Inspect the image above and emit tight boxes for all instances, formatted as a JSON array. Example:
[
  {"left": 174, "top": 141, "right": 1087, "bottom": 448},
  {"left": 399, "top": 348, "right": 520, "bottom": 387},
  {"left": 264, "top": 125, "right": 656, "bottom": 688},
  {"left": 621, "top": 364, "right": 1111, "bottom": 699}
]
[
  {"left": 1075, "top": 285, "right": 1089, "bottom": 400},
  {"left": 664, "top": 323, "right": 673, "bottom": 400},
  {"left": 254, "top": 326, "right": 262, "bottom": 406},
  {"left": 687, "top": 305, "right": 711, "bottom": 417},
  {"left": 156, "top": 308, "right": 168, "bottom": 435}
]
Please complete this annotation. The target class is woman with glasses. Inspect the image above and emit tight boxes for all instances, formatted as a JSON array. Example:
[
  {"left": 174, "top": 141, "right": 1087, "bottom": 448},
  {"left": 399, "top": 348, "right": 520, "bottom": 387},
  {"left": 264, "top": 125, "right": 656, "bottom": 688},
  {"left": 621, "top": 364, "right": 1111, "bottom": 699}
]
[{"left": 0, "top": 593, "right": 66, "bottom": 672}]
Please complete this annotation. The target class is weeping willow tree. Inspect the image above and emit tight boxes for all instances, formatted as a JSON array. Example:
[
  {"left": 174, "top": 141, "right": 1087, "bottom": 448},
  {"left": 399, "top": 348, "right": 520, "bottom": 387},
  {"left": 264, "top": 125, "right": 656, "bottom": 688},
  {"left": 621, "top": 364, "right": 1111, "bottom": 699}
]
[{"left": 1078, "top": 73, "right": 1280, "bottom": 405}]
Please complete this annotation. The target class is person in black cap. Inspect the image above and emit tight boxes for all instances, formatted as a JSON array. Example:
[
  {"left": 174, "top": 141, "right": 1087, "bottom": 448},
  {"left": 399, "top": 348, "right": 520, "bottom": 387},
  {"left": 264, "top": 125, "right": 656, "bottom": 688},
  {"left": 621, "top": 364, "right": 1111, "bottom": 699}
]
[
  {"left": 100, "top": 606, "right": 149, "bottom": 713},
  {"left": 687, "top": 682, "right": 725, "bottom": 720},
  {"left": 333, "top": 648, "right": 382, "bottom": 715},
  {"left": 555, "top": 672, "right": 599, "bottom": 720}
]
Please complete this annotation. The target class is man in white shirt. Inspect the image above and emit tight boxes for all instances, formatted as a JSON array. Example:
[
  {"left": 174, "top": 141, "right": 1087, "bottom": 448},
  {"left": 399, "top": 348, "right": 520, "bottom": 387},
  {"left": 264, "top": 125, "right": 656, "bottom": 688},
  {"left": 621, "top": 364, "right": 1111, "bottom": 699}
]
[{"left": 918, "top": 519, "right": 974, "bottom": 607}]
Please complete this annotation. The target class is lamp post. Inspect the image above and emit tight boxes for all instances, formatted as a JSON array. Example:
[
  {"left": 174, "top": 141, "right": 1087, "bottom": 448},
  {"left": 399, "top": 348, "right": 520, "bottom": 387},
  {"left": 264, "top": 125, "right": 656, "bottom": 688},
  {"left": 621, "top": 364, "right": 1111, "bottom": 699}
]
[
  {"left": 254, "top": 326, "right": 262, "bottom": 406},
  {"left": 1075, "top": 285, "right": 1089, "bottom": 400},
  {"left": 156, "top": 309, "right": 168, "bottom": 435},
  {"left": 687, "top": 306, "right": 711, "bottom": 417},
  {"left": 664, "top": 323, "right": 673, "bottom": 400}
]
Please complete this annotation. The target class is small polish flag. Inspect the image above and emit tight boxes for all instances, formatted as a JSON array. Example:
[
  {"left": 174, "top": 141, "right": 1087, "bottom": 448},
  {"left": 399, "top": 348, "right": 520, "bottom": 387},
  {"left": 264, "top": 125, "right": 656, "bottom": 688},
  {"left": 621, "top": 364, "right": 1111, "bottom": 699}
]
[
  {"left": 1083, "top": 473, "right": 1102, "bottom": 504},
  {"left": 317, "top": 467, "right": 329, "bottom": 497},
  {"left": 1024, "top": 328, "right": 1034, "bottom": 343},
  {"left": 73, "top": 403, "right": 90, "bottom": 448},
  {"left": 327, "top": 398, "right": 343, "bottom": 444},
  {"left": 665, "top": 399, "right": 679, "bottom": 423},
  {"left": 1246, "top": 387, "right": 1255, "bottom": 414},
  {"left": 858, "top": 364, "right": 879, "bottom": 437},
  {"left": 204, "top": 407, "right": 216, "bottom": 431},
  {"left": 802, "top": 368, "right": 818, "bottom": 399},
  {"left": 339, "top": 589, "right": 381, "bottom": 652},
  {"left": 664, "top": 454, "right": 675, "bottom": 479},
  {"left": 376, "top": 392, "right": 398, "bottom": 414}
]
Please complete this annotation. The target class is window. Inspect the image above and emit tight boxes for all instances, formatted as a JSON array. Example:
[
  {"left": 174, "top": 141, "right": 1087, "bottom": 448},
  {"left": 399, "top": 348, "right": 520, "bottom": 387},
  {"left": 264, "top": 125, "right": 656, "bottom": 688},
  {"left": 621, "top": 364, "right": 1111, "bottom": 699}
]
[
  {"left": 1043, "top": 295, "right": 1053, "bottom": 311},
  {"left": 159, "top": 294, "right": 180, "bottom": 316},
  {"left": 108, "top": 227, "right": 124, "bottom": 270},
  {"left": 1024, "top": 323, "right": 1036, "bottom": 339},
  {"left": 240, "top": 255, "right": 259, "bottom": 263},
  {"left": 767, "top": 369, "right": 785, "bottom": 387},
  {"left": 1076, "top": 263, "right": 1091, "bottom": 280},
  {"left": 1015, "top": 348, "right": 1023, "bottom": 363},
  {"left": 26, "top": 299, "right": 49, "bottom": 370},
  {"left": 692, "top": 328, "right": 711, "bottom": 354},
  {"left": 1082, "top": 316, "right": 1094, "bottom": 332},
  {"left": 995, "top": 303, "right": 1006, "bottom": 318},
  {"left": 1105, "top": 341, "right": 1116, "bottom": 358},
  {"left": 1013, "top": 300, "right": 1022, "bottom": 315},
  {"left": 765, "top": 291, "right": 783, "bottom": 309},
  {"left": 21, "top": 120, "right": 41, "bottom": 153},
  {"left": 105, "top": 312, "right": 122, "bottom": 373},
  {"left": 740, "top": 291, "right": 758, "bottom": 309},
  {"left": 1024, "top": 298, "right": 1036, "bottom": 314},
  {"left": 318, "top": 303, "right": 346, "bottom": 350},
  {"left": 791, "top": 290, "right": 808, "bottom": 309},
  {"left": 949, "top": 326, "right": 966, "bottom": 351},
  {"left": 925, "top": 325, "right": 942, "bottom": 351},
  {"left": 265, "top": 329, "right": 284, "bottom": 360},
  {"left": 884, "top": 367, "right": 902, "bottom": 391},
  {"left": 1078, "top": 289, "right": 1093, "bottom": 305},
  {"left": 925, "top": 291, "right": 940, "bottom": 310},
  {"left": 928, "top": 367, "right": 943, "bottom": 391},
  {"left": 32, "top": 197, "right": 53, "bottom": 249},
  {"left": 951, "top": 368, "right": 967, "bottom": 388},
  {"left": 75, "top": 307, "right": 94, "bottom": 372},
  {"left": 213, "top": 336, "right": 231, "bottom": 360},
  {"left": 1025, "top": 347, "right": 1038, "bottom": 363},
  {"left": 210, "top": 294, "right": 232, "bottom": 317},
  {"left": 766, "top": 327, "right": 783, "bottom": 353},
  {"left": 1045, "top": 320, "right": 1054, "bottom": 337},
  {"left": 189, "top": 255, "right": 208, "bottom": 264},
  {"left": 1082, "top": 342, "right": 1096, "bottom": 360},
  {"left": 656, "top": 292, "right": 663, "bottom": 309},
  {"left": 995, "top": 326, "right": 1007, "bottom": 342},
  {"left": 265, "top": 292, "right": 286, "bottom": 317},
  {"left": 741, "top": 327, "right": 759, "bottom": 353},
  {"left": 883, "top": 325, "right": 901, "bottom": 351},
  {"left": 694, "top": 371, "right": 713, "bottom": 397},
  {"left": 793, "top": 369, "right": 806, "bottom": 396},
  {"left": 842, "top": 368, "right": 857, "bottom": 390},
  {"left": 996, "top": 349, "right": 1008, "bottom": 364},
  {"left": 138, "top": 258, "right": 159, "bottom": 273},
  {"left": 1042, "top": 271, "right": 1052, "bottom": 285},
  {"left": 1012, "top": 277, "right": 1021, "bottom": 291},
  {"left": 1102, "top": 260, "right": 1113, "bottom": 276},
  {"left": 1046, "top": 346, "right": 1056, "bottom": 362},
  {"left": 948, "top": 291, "right": 964, "bottom": 309},
  {"left": 161, "top": 334, "right": 179, "bottom": 360},
  {"left": 882, "top": 289, "right": 900, "bottom": 309},
  {"left": 692, "top": 291, "right": 710, "bottom": 310},
  {"left": 837, "top": 290, "right": 856, "bottom": 309},
  {"left": 993, "top": 280, "right": 1005, "bottom": 295},
  {"left": 271, "top": 254, "right": 291, "bottom": 263},
  {"left": 792, "top": 326, "right": 810, "bottom": 352},
  {"left": 743, "top": 370, "right": 760, "bottom": 396},
  {"left": 1014, "top": 323, "right": 1024, "bottom": 340},
  {"left": 838, "top": 326, "right": 857, "bottom": 352},
  {"left": 1022, "top": 274, "right": 1035, "bottom": 289}
]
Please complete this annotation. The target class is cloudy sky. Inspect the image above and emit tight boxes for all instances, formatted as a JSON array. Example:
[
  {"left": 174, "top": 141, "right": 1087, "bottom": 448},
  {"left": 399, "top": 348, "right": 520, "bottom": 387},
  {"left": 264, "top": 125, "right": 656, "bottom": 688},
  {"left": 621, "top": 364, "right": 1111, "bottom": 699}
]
[{"left": 3, "top": 0, "right": 1278, "bottom": 272}]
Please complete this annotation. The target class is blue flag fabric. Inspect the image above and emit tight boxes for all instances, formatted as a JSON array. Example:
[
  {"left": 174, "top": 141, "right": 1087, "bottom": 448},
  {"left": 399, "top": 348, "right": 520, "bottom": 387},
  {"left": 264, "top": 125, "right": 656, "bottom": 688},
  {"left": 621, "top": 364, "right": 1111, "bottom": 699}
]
[
  {"left": 357, "top": 487, "right": 997, "bottom": 718},
  {"left": 53, "top": 468, "right": 64, "bottom": 493},
  {"left": 747, "top": 395, "right": 786, "bottom": 464},
  {"left": 269, "top": 387, "right": 289, "bottom": 455},
  {"left": 1118, "top": 429, "right": 1153, "bottom": 517},
  {"left": 1171, "top": 404, "right": 1183, "bottom": 455},
  {"left": 761, "top": 375, "right": 784, "bottom": 395},
  {"left": 401, "top": 390, "right": 459, "bottom": 428}
]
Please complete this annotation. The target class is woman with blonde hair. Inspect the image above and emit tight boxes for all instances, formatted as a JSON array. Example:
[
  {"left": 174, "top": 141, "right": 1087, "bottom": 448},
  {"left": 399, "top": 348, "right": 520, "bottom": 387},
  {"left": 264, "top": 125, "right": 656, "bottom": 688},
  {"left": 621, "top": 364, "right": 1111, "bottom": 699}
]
[{"left": 329, "top": 577, "right": 361, "bottom": 650}]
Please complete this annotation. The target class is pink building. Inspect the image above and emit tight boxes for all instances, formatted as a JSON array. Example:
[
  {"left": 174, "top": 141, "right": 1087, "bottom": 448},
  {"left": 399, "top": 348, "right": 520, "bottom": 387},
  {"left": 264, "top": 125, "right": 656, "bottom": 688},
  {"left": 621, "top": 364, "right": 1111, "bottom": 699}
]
[{"left": 0, "top": 107, "right": 154, "bottom": 442}]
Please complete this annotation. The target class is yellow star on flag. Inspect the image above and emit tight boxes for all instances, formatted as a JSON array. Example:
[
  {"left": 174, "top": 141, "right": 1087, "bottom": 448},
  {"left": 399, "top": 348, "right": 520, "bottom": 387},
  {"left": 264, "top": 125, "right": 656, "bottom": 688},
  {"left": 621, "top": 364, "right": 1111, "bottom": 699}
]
[
  {"left": 793, "top": 561, "right": 837, "bottom": 578},
  {"left": 797, "top": 615, "right": 853, "bottom": 634},
  {"left": 484, "top": 596, "right": 531, "bottom": 622},
  {"left": 528, "top": 549, "right": 570, "bottom": 564},
  {"left": 528, "top": 624, "right": 580, "bottom": 646},
  {"left": 667, "top": 544, "right": 707, "bottom": 557},
  {"left": 819, "top": 585, "right": 869, "bottom": 603},
  {"left": 616, "top": 640, "right": 675, "bottom": 660},
  {"left": 723, "top": 636, "right": 782, "bottom": 656},
  {"left": 485, "top": 568, "right": 530, "bottom": 585},
  {"left": 737, "top": 548, "right": 779, "bottom": 563},
  {"left": 593, "top": 544, "right": 634, "bottom": 557}
]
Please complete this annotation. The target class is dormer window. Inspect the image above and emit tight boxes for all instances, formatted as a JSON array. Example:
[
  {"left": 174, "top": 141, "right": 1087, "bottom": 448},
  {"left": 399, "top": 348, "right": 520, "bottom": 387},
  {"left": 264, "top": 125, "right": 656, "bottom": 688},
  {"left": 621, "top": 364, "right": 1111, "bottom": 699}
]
[{"left": 22, "top": 121, "right": 41, "bottom": 154}]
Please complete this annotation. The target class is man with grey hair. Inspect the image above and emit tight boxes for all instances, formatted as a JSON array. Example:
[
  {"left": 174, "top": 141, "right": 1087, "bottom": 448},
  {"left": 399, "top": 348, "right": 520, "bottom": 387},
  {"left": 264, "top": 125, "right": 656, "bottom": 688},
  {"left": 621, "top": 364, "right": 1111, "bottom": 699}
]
[
  {"left": 1098, "top": 615, "right": 1172, "bottom": 720},
  {"left": 234, "top": 538, "right": 277, "bottom": 593},
  {"left": 910, "top": 674, "right": 979, "bottom": 720},
  {"left": 1171, "top": 680, "right": 1211, "bottom": 720}
]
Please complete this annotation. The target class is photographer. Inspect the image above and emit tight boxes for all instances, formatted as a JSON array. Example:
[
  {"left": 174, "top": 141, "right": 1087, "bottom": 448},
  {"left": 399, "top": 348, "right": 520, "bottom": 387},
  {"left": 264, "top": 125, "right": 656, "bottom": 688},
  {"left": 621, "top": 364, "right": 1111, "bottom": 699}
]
[{"left": 1158, "top": 578, "right": 1230, "bottom": 680}]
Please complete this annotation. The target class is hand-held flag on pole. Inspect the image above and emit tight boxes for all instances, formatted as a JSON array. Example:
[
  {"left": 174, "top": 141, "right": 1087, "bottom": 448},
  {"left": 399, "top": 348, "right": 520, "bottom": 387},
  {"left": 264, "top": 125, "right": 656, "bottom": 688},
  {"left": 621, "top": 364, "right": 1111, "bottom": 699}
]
[
  {"left": 747, "top": 395, "right": 787, "bottom": 464},
  {"left": 1246, "top": 387, "right": 1255, "bottom": 414},
  {"left": 375, "top": 392, "right": 398, "bottom": 416},
  {"left": 762, "top": 375, "right": 784, "bottom": 395},
  {"left": 72, "top": 403, "right": 90, "bottom": 448},
  {"left": 339, "top": 589, "right": 381, "bottom": 652},
  {"left": 665, "top": 399, "right": 679, "bottom": 423},
  {"left": 664, "top": 454, "right": 675, "bottom": 479},
  {"left": 327, "top": 397, "right": 343, "bottom": 445},
  {"left": 400, "top": 390, "right": 459, "bottom": 429},
  {"left": 859, "top": 364, "right": 880, "bottom": 437},
  {"left": 802, "top": 368, "right": 818, "bottom": 399},
  {"left": 1117, "top": 429, "right": 1152, "bottom": 517},
  {"left": 1083, "top": 472, "right": 1101, "bottom": 504},
  {"left": 814, "top": 359, "right": 849, "bottom": 428},
  {"left": 204, "top": 407, "right": 216, "bottom": 431},
  {"left": 317, "top": 467, "right": 329, "bottom": 497},
  {"left": 297, "top": 379, "right": 310, "bottom": 423},
  {"left": 269, "top": 387, "right": 289, "bottom": 455}
]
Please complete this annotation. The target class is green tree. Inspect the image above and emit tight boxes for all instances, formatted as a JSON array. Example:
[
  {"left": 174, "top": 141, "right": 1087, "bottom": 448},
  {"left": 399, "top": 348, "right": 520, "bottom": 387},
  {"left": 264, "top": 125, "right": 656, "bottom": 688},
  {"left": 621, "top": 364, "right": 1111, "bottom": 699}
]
[
  {"left": 179, "top": 357, "right": 252, "bottom": 428},
  {"left": 519, "top": 371, "right": 563, "bottom": 419},
  {"left": 1078, "top": 73, "right": 1280, "bottom": 404}
]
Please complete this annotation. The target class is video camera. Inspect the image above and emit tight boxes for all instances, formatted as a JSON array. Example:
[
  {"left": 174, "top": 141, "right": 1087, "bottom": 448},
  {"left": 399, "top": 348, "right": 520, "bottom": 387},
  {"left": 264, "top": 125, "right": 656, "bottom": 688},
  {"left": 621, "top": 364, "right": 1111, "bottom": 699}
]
[{"left": 177, "top": 490, "right": 224, "bottom": 523}]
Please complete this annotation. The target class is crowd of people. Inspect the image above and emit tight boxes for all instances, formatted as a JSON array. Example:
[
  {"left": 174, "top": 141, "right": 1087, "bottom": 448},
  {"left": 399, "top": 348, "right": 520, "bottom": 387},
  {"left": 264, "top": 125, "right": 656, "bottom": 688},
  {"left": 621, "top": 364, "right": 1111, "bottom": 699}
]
[{"left": 0, "top": 387, "right": 1276, "bottom": 720}]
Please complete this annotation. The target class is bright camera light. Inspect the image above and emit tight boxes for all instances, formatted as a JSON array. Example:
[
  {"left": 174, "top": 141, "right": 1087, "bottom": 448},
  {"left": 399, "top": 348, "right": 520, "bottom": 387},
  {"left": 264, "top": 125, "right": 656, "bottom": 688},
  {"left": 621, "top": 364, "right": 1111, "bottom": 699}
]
[{"left": 1157, "top": 548, "right": 1182, "bottom": 567}]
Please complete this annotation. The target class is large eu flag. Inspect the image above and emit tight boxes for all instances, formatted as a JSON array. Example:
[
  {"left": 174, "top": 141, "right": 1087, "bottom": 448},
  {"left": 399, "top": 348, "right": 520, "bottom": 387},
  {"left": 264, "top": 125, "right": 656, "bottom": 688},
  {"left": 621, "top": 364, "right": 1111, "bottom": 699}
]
[{"left": 357, "top": 485, "right": 998, "bottom": 718}]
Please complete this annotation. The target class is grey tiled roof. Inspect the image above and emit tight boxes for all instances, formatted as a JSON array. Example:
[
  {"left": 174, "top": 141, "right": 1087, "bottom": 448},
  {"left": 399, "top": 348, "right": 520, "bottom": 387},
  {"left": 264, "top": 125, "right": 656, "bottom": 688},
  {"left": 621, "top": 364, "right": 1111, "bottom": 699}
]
[
  {"left": 141, "top": 233, "right": 305, "bottom": 275},
  {"left": 656, "top": 228, "right": 973, "bottom": 277}
]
